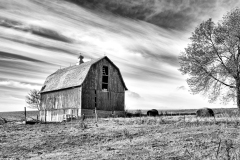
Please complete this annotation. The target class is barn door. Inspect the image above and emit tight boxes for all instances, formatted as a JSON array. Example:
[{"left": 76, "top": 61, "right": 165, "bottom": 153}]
[{"left": 97, "top": 91, "right": 110, "bottom": 111}]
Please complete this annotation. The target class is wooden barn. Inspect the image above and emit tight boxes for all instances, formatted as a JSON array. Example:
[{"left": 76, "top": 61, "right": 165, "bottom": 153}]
[{"left": 39, "top": 55, "right": 127, "bottom": 122}]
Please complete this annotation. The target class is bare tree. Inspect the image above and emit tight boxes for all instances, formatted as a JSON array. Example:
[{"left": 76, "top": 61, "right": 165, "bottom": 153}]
[
  {"left": 179, "top": 9, "right": 240, "bottom": 111},
  {"left": 26, "top": 89, "right": 41, "bottom": 110}
]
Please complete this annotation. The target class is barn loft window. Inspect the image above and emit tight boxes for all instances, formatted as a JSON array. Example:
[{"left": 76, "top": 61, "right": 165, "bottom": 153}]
[
  {"left": 102, "top": 66, "right": 108, "bottom": 91},
  {"left": 102, "top": 66, "right": 108, "bottom": 75}
]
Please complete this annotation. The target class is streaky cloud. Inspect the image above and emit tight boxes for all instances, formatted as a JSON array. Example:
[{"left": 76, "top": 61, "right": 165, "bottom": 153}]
[
  {"left": 1, "top": 37, "right": 76, "bottom": 55},
  {"left": 0, "top": 17, "right": 73, "bottom": 43},
  {"left": 126, "top": 91, "right": 141, "bottom": 99},
  {"left": 0, "top": 78, "right": 42, "bottom": 86},
  {"left": 0, "top": 51, "right": 50, "bottom": 64},
  {"left": 0, "top": 80, "right": 41, "bottom": 90},
  {"left": 68, "top": 0, "right": 240, "bottom": 31},
  {"left": 129, "top": 46, "right": 179, "bottom": 67}
]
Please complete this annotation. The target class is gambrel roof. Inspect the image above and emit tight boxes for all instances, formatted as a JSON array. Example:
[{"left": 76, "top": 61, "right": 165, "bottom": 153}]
[{"left": 40, "top": 56, "right": 127, "bottom": 93}]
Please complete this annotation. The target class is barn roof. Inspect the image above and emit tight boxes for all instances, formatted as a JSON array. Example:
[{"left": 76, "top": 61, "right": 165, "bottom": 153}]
[{"left": 40, "top": 56, "right": 127, "bottom": 93}]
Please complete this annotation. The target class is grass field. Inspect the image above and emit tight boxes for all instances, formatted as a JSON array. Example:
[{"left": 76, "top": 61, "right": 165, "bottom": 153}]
[{"left": 1, "top": 110, "right": 240, "bottom": 160}]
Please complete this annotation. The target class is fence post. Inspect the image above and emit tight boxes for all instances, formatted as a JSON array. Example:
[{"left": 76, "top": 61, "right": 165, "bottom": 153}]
[
  {"left": 71, "top": 109, "right": 73, "bottom": 122},
  {"left": 95, "top": 107, "right": 98, "bottom": 124},
  {"left": 24, "top": 107, "right": 27, "bottom": 123}
]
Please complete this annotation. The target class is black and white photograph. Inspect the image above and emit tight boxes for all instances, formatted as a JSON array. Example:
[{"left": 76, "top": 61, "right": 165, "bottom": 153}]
[{"left": 1, "top": 0, "right": 240, "bottom": 159}]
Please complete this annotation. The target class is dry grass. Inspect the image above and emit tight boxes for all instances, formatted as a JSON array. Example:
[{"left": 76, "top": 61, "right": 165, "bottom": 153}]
[{"left": 1, "top": 114, "right": 240, "bottom": 159}]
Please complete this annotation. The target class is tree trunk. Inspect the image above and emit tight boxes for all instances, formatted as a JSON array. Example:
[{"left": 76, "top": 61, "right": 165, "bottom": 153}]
[{"left": 236, "top": 80, "right": 240, "bottom": 113}]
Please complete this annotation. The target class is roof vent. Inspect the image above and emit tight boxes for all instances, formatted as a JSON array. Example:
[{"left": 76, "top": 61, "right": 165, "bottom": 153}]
[{"left": 78, "top": 54, "right": 84, "bottom": 65}]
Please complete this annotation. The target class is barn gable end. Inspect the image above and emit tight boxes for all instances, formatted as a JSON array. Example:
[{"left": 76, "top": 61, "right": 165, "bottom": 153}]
[{"left": 82, "top": 58, "right": 126, "bottom": 113}]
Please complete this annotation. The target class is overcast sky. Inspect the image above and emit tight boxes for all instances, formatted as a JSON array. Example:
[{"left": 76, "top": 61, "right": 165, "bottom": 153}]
[{"left": 1, "top": 0, "right": 240, "bottom": 112}]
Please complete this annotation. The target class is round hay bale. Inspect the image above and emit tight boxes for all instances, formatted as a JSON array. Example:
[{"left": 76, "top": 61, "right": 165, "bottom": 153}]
[
  {"left": 147, "top": 109, "right": 159, "bottom": 116},
  {"left": 125, "top": 112, "right": 133, "bottom": 118},
  {"left": 196, "top": 108, "right": 215, "bottom": 117}
]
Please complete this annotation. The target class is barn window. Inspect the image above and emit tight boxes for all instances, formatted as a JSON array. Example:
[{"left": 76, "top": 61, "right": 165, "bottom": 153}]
[
  {"left": 102, "top": 66, "right": 108, "bottom": 91},
  {"left": 102, "top": 66, "right": 108, "bottom": 75}
]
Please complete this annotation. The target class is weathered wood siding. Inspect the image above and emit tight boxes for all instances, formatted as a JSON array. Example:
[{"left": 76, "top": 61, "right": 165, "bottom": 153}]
[
  {"left": 39, "top": 108, "right": 81, "bottom": 122},
  {"left": 40, "top": 87, "right": 81, "bottom": 110},
  {"left": 82, "top": 58, "right": 125, "bottom": 111},
  {"left": 39, "top": 87, "right": 82, "bottom": 122}
]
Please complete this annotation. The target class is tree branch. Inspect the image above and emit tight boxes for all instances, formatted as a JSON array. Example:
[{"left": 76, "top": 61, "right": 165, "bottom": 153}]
[
  {"left": 210, "top": 39, "right": 235, "bottom": 78},
  {"left": 191, "top": 58, "right": 235, "bottom": 88}
]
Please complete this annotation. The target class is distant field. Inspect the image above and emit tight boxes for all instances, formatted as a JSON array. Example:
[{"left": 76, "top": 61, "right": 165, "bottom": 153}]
[
  {"left": 128, "top": 108, "right": 238, "bottom": 115},
  {"left": 0, "top": 108, "right": 238, "bottom": 121},
  {"left": 0, "top": 111, "right": 38, "bottom": 121}
]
